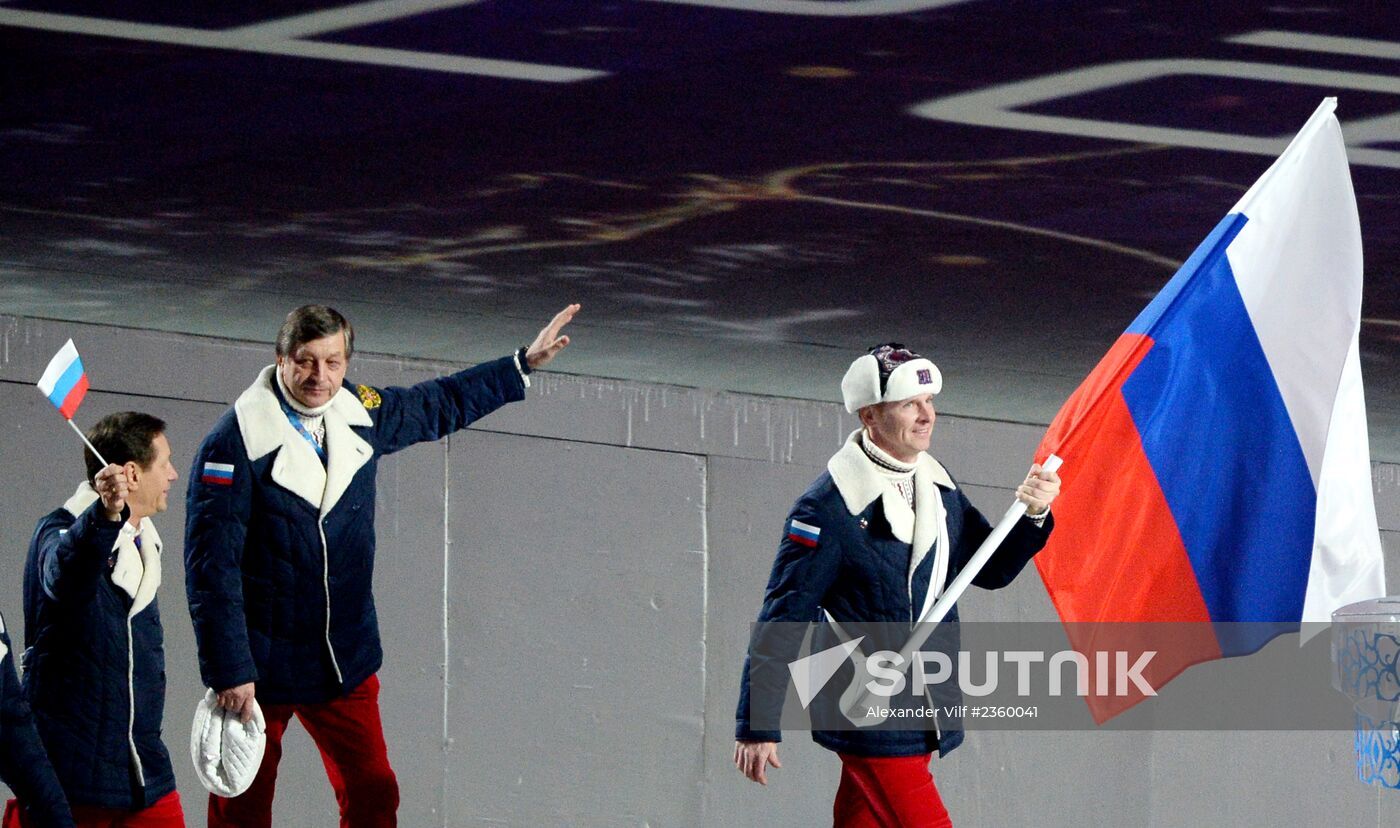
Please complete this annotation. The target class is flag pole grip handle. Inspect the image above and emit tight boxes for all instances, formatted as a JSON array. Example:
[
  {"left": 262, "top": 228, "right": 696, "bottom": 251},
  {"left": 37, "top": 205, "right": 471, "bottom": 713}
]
[
  {"left": 843, "top": 455, "right": 1063, "bottom": 722},
  {"left": 911, "top": 453, "right": 1062, "bottom": 635}
]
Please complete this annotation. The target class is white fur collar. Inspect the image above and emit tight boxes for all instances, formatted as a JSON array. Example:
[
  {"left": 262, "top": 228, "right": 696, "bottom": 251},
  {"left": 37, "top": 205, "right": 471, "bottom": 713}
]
[
  {"left": 63, "top": 482, "right": 162, "bottom": 616},
  {"left": 827, "top": 430, "right": 954, "bottom": 519},
  {"left": 63, "top": 481, "right": 99, "bottom": 519},
  {"left": 234, "top": 366, "right": 374, "bottom": 515},
  {"left": 0, "top": 612, "right": 7, "bottom": 663},
  {"left": 827, "top": 430, "right": 955, "bottom": 616}
]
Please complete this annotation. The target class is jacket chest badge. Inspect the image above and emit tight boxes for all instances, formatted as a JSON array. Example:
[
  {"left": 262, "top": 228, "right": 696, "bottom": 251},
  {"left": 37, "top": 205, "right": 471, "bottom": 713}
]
[
  {"left": 859, "top": 518, "right": 869, "bottom": 530},
  {"left": 357, "top": 384, "right": 382, "bottom": 410}
]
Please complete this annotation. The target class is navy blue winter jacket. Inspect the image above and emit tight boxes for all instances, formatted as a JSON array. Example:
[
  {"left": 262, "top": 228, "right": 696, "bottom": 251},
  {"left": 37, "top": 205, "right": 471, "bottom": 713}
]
[
  {"left": 736, "top": 434, "right": 1052, "bottom": 758},
  {"left": 0, "top": 613, "right": 73, "bottom": 827},
  {"left": 185, "top": 356, "right": 525, "bottom": 704},
  {"left": 22, "top": 488, "right": 176, "bottom": 810}
]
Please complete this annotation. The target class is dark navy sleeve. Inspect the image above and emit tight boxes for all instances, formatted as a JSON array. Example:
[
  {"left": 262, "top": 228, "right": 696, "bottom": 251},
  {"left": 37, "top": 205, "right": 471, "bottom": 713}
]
[
  {"left": 34, "top": 501, "right": 124, "bottom": 606},
  {"left": 0, "top": 621, "right": 75, "bottom": 828},
  {"left": 364, "top": 355, "right": 527, "bottom": 456},
  {"left": 736, "top": 494, "right": 841, "bottom": 743},
  {"left": 954, "top": 489, "right": 1054, "bottom": 590},
  {"left": 185, "top": 416, "right": 259, "bottom": 691}
]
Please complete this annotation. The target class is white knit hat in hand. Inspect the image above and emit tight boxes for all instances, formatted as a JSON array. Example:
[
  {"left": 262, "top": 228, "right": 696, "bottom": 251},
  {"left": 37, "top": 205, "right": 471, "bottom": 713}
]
[{"left": 191, "top": 688, "right": 267, "bottom": 797}]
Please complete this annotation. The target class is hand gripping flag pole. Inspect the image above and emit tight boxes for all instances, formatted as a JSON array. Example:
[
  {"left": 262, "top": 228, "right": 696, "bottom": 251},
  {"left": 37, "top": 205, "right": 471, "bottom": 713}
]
[
  {"left": 36, "top": 339, "right": 109, "bottom": 467},
  {"left": 839, "top": 454, "right": 1064, "bottom": 726}
]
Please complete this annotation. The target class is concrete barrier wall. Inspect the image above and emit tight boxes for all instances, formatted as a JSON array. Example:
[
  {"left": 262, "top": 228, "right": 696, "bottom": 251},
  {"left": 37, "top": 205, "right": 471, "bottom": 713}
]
[{"left": 1, "top": 315, "right": 1397, "bottom": 826}]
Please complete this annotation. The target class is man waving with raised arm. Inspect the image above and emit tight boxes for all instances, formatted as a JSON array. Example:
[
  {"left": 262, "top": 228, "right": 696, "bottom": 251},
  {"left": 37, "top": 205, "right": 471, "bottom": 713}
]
[{"left": 186, "top": 303, "right": 578, "bottom": 827}]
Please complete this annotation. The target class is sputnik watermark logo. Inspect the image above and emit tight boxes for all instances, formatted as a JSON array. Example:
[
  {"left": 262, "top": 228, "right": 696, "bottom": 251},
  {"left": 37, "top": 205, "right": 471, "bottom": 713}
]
[
  {"left": 788, "top": 637, "right": 866, "bottom": 708},
  {"left": 787, "top": 639, "right": 1159, "bottom": 704},
  {"left": 753, "top": 622, "right": 1355, "bottom": 732}
]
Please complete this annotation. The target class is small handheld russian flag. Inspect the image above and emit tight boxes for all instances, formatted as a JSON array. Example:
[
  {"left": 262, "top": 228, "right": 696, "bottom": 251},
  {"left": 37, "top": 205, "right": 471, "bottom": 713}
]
[
  {"left": 37, "top": 339, "right": 108, "bottom": 466},
  {"left": 37, "top": 339, "right": 90, "bottom": 419}
]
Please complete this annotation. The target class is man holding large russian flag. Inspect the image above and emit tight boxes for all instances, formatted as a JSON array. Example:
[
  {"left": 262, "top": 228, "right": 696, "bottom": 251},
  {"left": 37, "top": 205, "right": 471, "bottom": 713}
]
[
  {"left": 735, "top": 343, "right": 1061, "bottom": 826},
  {"left": 1035, "top": 98, "right": 1387, "bottom": 722}
]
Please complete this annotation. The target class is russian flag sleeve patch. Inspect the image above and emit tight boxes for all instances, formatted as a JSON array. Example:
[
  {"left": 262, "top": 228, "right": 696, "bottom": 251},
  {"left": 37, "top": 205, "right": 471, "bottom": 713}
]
[
  {"left": 787, "top": 519, "right": 821, "bottom": 548},
  {"left": 201, "top": 462, "right": 235, "bottom": 486}
]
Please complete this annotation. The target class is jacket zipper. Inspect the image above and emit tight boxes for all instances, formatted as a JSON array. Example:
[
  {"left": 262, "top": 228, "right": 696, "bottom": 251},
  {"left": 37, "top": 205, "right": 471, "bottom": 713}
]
[
  {"left": 320, "top": 517, "right": 344, "bottom": 686},
  {"left": 125, "top": 616, "right": 145, "bottom": 789}
]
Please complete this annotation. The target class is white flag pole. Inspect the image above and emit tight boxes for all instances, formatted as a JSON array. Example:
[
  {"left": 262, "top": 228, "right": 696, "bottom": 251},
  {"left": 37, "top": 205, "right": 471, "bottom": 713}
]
[
  {"left": 841, "top": 454, "right": 1063, "bottom": 725},
  {"left": 66, "top": 418, "right": 109, "bottom": 468}
]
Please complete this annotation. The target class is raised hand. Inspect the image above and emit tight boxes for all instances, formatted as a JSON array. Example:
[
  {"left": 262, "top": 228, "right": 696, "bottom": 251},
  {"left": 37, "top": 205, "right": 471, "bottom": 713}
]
[
  {"left": 93, "top": 464, "right": 130, "bottom": 521},
  {"left": 525, "top": 303, "right": 581, "bottom": 370}
]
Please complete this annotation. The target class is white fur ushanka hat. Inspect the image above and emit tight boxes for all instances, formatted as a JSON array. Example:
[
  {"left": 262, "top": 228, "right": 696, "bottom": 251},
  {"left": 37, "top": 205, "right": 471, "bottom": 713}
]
[{"left": 840, "top": 343, "right": 942, "bottom": 414}]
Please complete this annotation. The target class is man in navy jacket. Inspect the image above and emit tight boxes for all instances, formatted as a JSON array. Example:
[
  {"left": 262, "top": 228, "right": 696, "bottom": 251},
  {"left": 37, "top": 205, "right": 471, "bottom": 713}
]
[
  {"left": 734, "top": 344, "right": 1060, "bottom": 827},
  {"left": 0, "top": 611, "right": 72, "bottom": 828},
  {"left": 185, "top": 303, "right": 578, "bottom": 828},
  {"left": 17, "top": 412, "right": 184, "bottom": 826}
]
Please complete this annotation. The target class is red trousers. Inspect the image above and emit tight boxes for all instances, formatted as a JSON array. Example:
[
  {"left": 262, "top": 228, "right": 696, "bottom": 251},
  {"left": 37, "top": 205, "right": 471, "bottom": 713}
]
[
  {"left": 833, "top": 754, "right": 952, "bottom": 828},
  {"left": 208, "top": 674, "right": 399, "bottom": 828},
  {"left": 5, "top": 791, "right": 183, "bottom": 828}
]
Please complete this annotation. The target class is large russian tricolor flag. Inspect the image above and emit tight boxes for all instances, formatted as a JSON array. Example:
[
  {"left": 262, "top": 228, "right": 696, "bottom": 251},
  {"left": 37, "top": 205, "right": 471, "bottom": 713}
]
[
  {"left": 1034, "top": 99, "right": 1386, "bottom": 722},
  {"left": 36, "top": 339, "right": 91, "bottom": 420}
]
